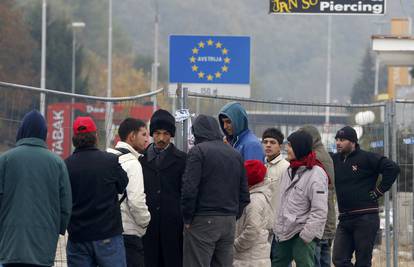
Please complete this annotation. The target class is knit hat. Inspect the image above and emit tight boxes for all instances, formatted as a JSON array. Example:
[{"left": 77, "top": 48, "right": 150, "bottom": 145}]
[
  {"left": 150, "top": 109, "right": 176, "bottom": 137},
  {"left": 287, "top": 130, "right": 313, "bottom": 160},
  {"left": 73, "top": 116, "right": 97, "bottom": 135},
  {"left": 244, "top": 160, "right": 267, "bottom": 187},
  {"left": 335, "top": 126, "right": 358, "bottom": 143}
]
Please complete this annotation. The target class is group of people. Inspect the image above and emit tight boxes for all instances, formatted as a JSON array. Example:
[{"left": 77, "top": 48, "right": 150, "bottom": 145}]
[{"left": 0, "top": 101, "right": 400, "bottom": 267}]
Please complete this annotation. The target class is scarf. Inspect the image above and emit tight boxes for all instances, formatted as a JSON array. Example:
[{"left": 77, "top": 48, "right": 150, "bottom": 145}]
[{"left": 290, "top": 151, "right": 331, "bottom": 184}]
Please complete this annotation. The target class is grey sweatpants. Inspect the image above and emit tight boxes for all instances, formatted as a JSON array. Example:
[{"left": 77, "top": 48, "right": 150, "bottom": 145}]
[{"left": 183, "top": 215, "right": 236, "bottom": 267}]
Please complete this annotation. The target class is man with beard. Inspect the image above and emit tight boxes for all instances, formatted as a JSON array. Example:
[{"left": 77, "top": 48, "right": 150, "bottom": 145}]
[
  {"left": 332, "top": 126, "right": 399, "bottom": 267},
  {"left": 140, "top": 109, "right": 186, "bottom": 267}
]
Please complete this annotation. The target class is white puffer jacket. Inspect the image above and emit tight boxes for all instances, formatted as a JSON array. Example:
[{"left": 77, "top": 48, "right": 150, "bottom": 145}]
[
  {"left": 233, "top": 182, "right": 273, "bottom": 267},
  {"left": 107, "top": 141, "right": 151, "bottom": 237},
  {"left": 265, "top": 154, "right": 290, "bottom": 212}
]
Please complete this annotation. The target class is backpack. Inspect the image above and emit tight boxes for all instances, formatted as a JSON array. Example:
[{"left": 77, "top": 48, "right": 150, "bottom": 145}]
[{"left": 116, "top": 147, "right": 131, "bottom": 204}]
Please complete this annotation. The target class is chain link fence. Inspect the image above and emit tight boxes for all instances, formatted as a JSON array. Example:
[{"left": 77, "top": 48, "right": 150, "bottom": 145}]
[{"left": 1, "top": 82, "right": 413, "bottom": 267}]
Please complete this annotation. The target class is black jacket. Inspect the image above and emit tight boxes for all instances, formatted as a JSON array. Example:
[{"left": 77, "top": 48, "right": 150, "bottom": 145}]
[
  {"left": 140, "top": 143, "right": 186, "bottom": 267},
  {"left": 181, "top": 115, "right": 250, "bottom": 224},
  {"left": 332, "top": 146, "right": 399, "bottom": 218},
  {"left": 65, "top": 147, "right": 128, "bottom": 242}
]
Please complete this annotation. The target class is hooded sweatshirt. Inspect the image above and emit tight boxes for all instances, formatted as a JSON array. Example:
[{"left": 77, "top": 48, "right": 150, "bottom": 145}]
[
  {"left": 299, "top": 125, "right": 336, "bottom": 240},
  {"left": 181, "top": 115, "right": 250, "bottom": 224},
  {"left": 0, "top": 110, "right": 72, "bottom": 266},
  {"left": 218, "top": 102, "right": 264, "bottom": 162}
]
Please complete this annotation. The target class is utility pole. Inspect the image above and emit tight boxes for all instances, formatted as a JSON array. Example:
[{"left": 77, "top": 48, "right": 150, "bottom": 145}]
[
  {"left": 151, "top": 0, "right": 160, "bottom": 112},
  {"left": 40, "top": 0, "right": 47, "bottom": 116},
  {"left": 105, "top": 0, "right": 113, "bottom": 149}
]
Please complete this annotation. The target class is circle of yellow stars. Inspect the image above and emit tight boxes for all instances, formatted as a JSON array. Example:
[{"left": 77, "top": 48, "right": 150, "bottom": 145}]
[{"left": 188, "top": 39, "right": 231, "bottom": 81}]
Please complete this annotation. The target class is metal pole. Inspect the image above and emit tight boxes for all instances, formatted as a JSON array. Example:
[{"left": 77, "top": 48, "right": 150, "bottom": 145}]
[
  {"left": 412, "top": 143, "right": 414, "bottom": 260},
  {"left": 40, "top": 0, "right": 47, "bottom": 116},
  {"left": 391, "top": 100, "right": 399, "bottom": 267},
  {"left": 150, "top": 0, "right": 159, "bottom": 113},
  {"left": 384, "top": 102, "right": 392, "bottom": 267},
  {"left": 182, "top": 87, "right": 188, "bottom": 153},
  {"left": 71, "top": 27, "right": 76, "bottom": 152},
  {"left": 176, "top": 84, "right": 183, "bottom": 151},
  {"left": 324, "top": 15, "right": 332, "bottom": 125},
  {"left": 105, "top": 0, "right": 113, "bottom": 149}
]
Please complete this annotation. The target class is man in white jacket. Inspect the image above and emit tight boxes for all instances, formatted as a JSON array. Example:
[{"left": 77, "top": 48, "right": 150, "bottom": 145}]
[{"left": 108, "top": 118, "right": 151, "bottom": 267}]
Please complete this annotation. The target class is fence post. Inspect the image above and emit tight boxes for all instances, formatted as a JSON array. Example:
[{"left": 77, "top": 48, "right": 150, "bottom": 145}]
[
  {"left": 384, "top": 101, "right": 392, "bottom": 267},
  {"left": 175, "top": 84, "right": 189, "bottom": 153},
  {"left": 391, "top": 100, "right": 399, "bottom": 267}
]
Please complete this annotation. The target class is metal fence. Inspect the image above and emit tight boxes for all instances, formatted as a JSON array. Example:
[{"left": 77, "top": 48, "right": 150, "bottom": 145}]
[{"left": 1, "top": 81, "right": 413, "bottom": 267}]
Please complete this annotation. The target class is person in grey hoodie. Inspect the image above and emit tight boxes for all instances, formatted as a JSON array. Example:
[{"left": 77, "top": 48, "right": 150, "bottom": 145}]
[
  {"left": 299, "top": 125, "right": 336, "bottom": 267},
  {"left": 273, "top": 130, "right": 328, "bottom": 267}
]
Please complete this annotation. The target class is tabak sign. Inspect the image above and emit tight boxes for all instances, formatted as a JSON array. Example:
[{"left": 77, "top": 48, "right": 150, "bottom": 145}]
[
  {"left": 269, "top": 0, "right": 385, "bottom": 15},
  {"left": 47, "top": 103, "right": 71, "bottom": 159},
  {"left": 46, "top": 102, "right": 156, "bottom": 159}
]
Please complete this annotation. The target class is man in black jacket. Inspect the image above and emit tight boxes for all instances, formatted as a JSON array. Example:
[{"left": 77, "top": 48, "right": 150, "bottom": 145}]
[
  {"left": 332, "top": 126, "right": 399, "bottom": 267},
  {"left": 65, "top": 116, "right": 129, "bottom": 267},
  {"left": 181, "top": 114, "right": 250, "bottom": 267},
  {"left": 140, "top": 109, "right": 187, "bottom": 267}
]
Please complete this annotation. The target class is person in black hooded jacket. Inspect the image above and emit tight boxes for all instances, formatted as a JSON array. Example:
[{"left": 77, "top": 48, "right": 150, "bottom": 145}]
[{"left": 181, "top": 114, "right": 250, "bottom": 267}]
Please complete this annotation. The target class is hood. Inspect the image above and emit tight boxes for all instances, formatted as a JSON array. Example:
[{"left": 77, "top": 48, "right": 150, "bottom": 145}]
[
  {"left": 250, "top": 181, "right": 273, "bottom": 201},
  {"left": 218, "top": 102, "right": 248, "bottom": 137},
  {"left": 16, "top": 110, "right": 47, "bottom": 142},
  {"left": 192, "top": 115, "right": 223, "bottom": 144},
  {"left": 300, "top": 125, "right": 322, "bottom": 148}
]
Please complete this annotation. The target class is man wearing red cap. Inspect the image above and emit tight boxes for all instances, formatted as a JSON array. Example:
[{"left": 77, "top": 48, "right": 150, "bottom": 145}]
[
  {"left": 233, "top": 160, "right": 273, "bottom": 267},
  {"left": 65, "top": 116, "right": 129, "bottom": 267}
]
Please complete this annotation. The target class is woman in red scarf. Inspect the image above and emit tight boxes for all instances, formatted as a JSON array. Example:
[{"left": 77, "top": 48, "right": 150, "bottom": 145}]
[{"left": 272, "top": 130, "right": 329, "bottom": 267}]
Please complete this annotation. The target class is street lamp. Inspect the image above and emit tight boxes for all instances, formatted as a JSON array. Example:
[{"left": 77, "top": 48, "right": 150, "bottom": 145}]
[
  {"left": 71, "top": 21, "right": 85, "bottom": 145},
  {"left": 150, "top": 0, "right": 160, "bottom": 113}
]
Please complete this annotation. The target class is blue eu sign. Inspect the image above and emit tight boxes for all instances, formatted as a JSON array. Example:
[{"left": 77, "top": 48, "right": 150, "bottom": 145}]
[{"left": 169, "top": 35, "right": 250, "bottom": 84}]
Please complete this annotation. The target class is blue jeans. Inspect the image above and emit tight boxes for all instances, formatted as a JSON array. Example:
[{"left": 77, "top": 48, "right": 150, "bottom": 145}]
[
  {"left": 314, "top": 239, "right": 332, "bottom": 267},
  {"left": 67, "top": 235, "right": 126, "bottom": 267}
]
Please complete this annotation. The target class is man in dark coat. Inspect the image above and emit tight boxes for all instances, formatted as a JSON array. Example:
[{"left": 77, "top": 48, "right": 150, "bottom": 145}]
[
  {"left": 0, "top": 110, "right": 72, "bottom": 267},
  {"left": 65, "top": 116, "right": 129, "bottom": 267},
  {"left": 140, "top": 109, "right": 187, "bottom": 267},
  {"left": 181, "top": 114, "right": 250, "bottom": 267}
]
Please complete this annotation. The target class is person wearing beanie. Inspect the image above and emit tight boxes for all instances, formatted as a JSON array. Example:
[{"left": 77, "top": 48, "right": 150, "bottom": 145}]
[
  {"left": 181, "top": 115, "right": 249, "bottom": 267},
  {"left": 332, "top": 126, "right": 399, "bottom": 267},
  {"left": 218, "top": 102, "right": 264, "bottom": 162},
  {"left": 140, "top": 109, "right": 187, "bottom": 267},
  {"left": 261, "top": 127, "right": 290, "bottom": 264},
  {"left": 273, "top": 130, "right": 328, "bottom": 267},
  {"left": 0, "top": 110, "right": 72, "bottom": 267},
  {"left": 233, "top": 160, "right": 274, "bottom": 267},
  {"left": 299, "top": 125, "right": 336, "bottom": 267},
  {"left": 65, "top": 116, "right": 129, "bottom": 267}
]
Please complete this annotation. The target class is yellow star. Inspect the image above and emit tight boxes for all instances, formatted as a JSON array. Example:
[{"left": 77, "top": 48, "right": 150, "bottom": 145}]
[
  {"left": 191, "top": 65, "right": 198, "bottom": 72},
  {"left": 198, "top": 72, "right": 205, "bottom": 78},
  {"left": 207, "top": 74, "right": 213, "bottom": 81},
  {"left": 192, "top": 47, "right": 199, "bottom": 54},
  {"left": 207, "top": 39, "right": 214, "bottom": 46},
  {"left": 215, "top": 72, "right": 222, "bottom": 78},
  {"left": 198, "top": 41, "right": 205, "bottom": 48},
  {"left": 221, "top": 65, "right": 228, "bottom": 72},
  {"left": 215, "top": 42, "right": 222, "bottom": 48},
  {"left": 222, "top": 48, "right": 228, "bottom": 55},
  {"left": 224, "top": 57, "right": 231, "bottom": 64},
  {"left": 189, "top": 56, "right": 196, "bottom": 63}
]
